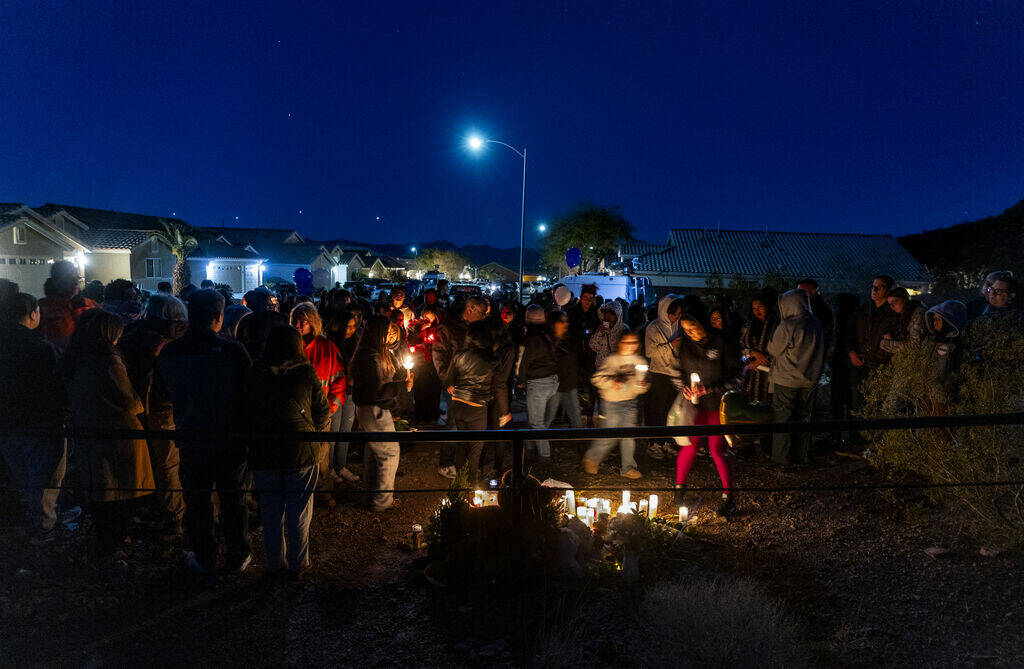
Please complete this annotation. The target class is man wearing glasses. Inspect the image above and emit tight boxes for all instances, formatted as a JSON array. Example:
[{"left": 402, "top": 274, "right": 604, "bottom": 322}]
[{"left": 845, "top": 275, "right": 898, "bottom": 412}]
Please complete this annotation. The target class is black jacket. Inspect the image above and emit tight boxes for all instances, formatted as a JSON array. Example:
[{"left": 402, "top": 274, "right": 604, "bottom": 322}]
[
  {"left": 676, "top": 331, "right": 744, "bottom": 413},
  {"left": 156, "top": 327, "right": 252, "bottom": 451},
  {"left": 451, "top": 345, "right": 496, "bottom": 406},
  {"left": 847, "top": 301, "right": 898, "bottom": 369},
  {"left": 554, "top": 334, "right": 580, "bottom": 391},
  {"left": 518, "top": 325, "right": 558, "bottom": 381},
  {"left": 0, "top": 323, "right": 63, "bottom": 428},
  {"left": 236, "top": 309, "right": 289, "bottom": 360},
  {"left": 567, "top": 302, "right": 601, "bottom": 341},
  {"left": 244, "top": 361, "right": 331, "bottom": 470},
  {"left": 118, "top": 324, "right": 175, "bottom": 429},
  {"left": 351, "top": 351, "right": 406, "bottom": 410}
]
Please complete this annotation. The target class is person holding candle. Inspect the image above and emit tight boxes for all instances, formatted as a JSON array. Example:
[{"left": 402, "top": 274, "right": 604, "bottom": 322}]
[
  {"left": 351, "top": 315, "right": 413, "bottom": 512},
  {"left": 674, "top": 312, "right": 743, "bottom": 518},
  {"left": 583, "top": 332, "right": 648, "bottom": 478}
]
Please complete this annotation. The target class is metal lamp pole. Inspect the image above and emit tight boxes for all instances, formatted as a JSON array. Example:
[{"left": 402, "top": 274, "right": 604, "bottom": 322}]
[{"left": 474, "top": 139, "right": 527, "bottom": 300}]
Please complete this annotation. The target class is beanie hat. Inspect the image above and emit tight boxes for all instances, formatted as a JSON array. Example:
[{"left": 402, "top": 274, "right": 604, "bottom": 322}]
[
  {"left": 553, "top": 286, "right": 571, "bottom": 307},
  {"left": 526, "top": 304, "right": 547, "bottom": 324}
]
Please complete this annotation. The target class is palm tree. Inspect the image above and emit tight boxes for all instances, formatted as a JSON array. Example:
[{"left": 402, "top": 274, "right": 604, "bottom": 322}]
[{"left": 150, "top": 219, "right": 209, "bottom": 294}]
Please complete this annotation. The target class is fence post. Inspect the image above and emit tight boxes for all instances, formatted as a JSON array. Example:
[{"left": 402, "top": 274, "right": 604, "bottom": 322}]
[{"left": 510, "top": 434, "right": 525, "bottom": 519}]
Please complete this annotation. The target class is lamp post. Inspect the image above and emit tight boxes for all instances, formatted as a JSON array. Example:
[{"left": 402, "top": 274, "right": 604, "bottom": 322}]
[{"left": 466, "top": 134, "right": 527, "bottom": 301}]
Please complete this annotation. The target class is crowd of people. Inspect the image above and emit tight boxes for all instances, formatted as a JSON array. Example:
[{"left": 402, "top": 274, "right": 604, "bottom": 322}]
[{"left": 0, "top": 258, "right": 1019, "bottom": 578}]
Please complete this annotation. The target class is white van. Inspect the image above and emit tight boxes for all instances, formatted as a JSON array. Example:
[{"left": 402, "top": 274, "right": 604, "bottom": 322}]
[{"left": 557, "top": 273, "right": 651, "bottom": 304}]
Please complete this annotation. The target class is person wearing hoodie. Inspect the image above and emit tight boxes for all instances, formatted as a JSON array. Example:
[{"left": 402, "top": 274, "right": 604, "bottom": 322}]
[
  {"left": 516, "top": 304, "right": 560, "bottom": 460},
  {"left": 643, "top": 294, "right": 684, "bottom": 434},
  {"left": 235, "top": 287, "right": 289, "bottom": 360},
  {"left": 880, "top": 287, "right": 927, "bottom": 355},
  {"left": 924, "top": 300, "right": 968, "bottom": 411},
  {"left": 547, "top": 310, "right": 583, "bottom": 428},
  {"left": 583, "top": 332, "right": 647, "bottom": 478},
  {"left": 589, "top": 300, "right": 630, "bottom": 371},
  {"left": 245, "top": 326, "right": 331, "bottom": 578},
  {"left": 674, "top": 312, "right": 743, "bottom": 517},
  {"left": 767, "top": 290, "right": 825, "bottom": 465}
]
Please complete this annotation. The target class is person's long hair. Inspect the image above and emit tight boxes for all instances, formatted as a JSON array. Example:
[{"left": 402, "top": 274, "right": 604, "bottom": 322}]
[
  {"left": 355, "top": 314, "right": 395, "bottom": 379},
  {"left": 62, "top": 308, "right": 124, "bottom": 380},
  {"left": 261, "top": 325, "right": 309, "bottom": 367}
]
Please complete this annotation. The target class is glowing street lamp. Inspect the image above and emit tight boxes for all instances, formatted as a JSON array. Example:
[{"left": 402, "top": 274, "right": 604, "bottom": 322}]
[
  {"left": 538, "top": 223, "right": 547, "bottom": 233},
  {"left": 463, "top": 131, "right": 528, "bottom": 300}
]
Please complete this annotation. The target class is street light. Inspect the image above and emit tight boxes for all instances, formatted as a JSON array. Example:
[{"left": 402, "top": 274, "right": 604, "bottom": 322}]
[
  {"left": 538, "top": 223, "right": 547, "bottom": 233},
  {"left": 465, "top": 132, "right": 528, "bottom": 300},
  {"left": 410, "top": 246, "right": 417, "bottom": 254}
]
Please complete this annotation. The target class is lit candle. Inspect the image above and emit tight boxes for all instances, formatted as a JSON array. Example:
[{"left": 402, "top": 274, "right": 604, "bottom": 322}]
[
  {"left": 473, "top": 492, "right": 483, "bottom": 507},
  {"left": 622, "top": 490, "right": 630, "bottom": 508},
  {"left": 403, "top": 355, "right": 414, "bottom": 370},
  {"left": 679, "top": 505, "right": 689, "bottom": 523},
  {"left": 690, "top": 373, "right": 701, "bottom": 405},
  {"left": 648, "top": 494, "right": 659, "bottom": 518},
  {"left": 565, "top": 490, "right": 576, "bottom": 515},
  {"left": 635, "top": 363, "right": 648, "bottom": 378},
  {"left": 577, "top": 506, "right": 589, "bottom": 525},
  {"left": 638, "top": 499, "right": 649, "bottom": 515}
]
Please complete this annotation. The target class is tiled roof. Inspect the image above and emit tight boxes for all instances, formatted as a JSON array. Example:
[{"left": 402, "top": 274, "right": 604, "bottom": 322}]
[
  {"left": 188, "top": 238, "right": 264, "bottom": 261},
  {"left": 0, "top": 203, "right": 26, "bottom": 216},
  {"left": 207, "top": 227, "right": 302, "bottom": 248},
  {"left": 257, "top": 241, "right": 326, "bottom": 264},
  {"left": 76, "top": 229, "right": 151, "bottom": 250},
  {"left": 363, "top": 254, "right": 405, "bottom": 269},
  {"left": 619, "top": 241, "right": 667, "bottom": 257},
  {"left": 36, "top": 204, "right": 187, "bottom": 231},
  {"left": 336, "top": 251, "right": 363, "bottom": 265},
  {"left": 636, "top": 229, "right": 929, "bottom": 283}
]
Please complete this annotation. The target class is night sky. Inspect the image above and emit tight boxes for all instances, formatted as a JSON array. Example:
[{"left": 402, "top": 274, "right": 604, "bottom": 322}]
[{"left": 2, "top": 1, "right": 1022, "bottom": 248}]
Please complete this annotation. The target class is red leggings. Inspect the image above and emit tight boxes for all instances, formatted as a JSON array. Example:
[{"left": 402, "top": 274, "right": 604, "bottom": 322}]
[{"left": 675, "top": 409, "right": 733, "bottom": 492}]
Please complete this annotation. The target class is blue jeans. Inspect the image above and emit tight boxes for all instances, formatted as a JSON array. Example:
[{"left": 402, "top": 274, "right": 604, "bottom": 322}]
[
  {"left": 356, "top": 405, "right": 400, "bottom": 511},
  {"left": 526, "top": 375, "right": 560, "bottom": 457},
  {"left": 0, "top": 435, "right": 66, "bottom": 532},
  {"left": 331, "top": 401, "right": 356, "bottom": 469},
  {"left": 253, "top": 466, "right": 317, "bottom": 572},
  {"left": 585, "top": 398, "right": 639, "bottom": 474},
  {"left": 546, "top": 389, "right": 583, "bottom": 429}
]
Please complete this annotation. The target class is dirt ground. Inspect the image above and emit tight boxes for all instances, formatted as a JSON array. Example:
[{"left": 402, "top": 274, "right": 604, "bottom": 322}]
[{"left": 1, "top": 419, "right": 1023, "bottom": 667}]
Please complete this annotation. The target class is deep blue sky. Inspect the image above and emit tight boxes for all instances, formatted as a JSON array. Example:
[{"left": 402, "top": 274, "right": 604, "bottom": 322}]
[{"left": 2, "top": 1, "right": 1022, "bottom": 247}]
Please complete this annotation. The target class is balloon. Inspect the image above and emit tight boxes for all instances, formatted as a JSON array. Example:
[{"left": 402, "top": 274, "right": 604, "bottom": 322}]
[
  {"left": 565, "top": 247, "right": 582, "bottom": 268},
  {"left": 293, "top": 267, "right": 314, "bottom": 295}
]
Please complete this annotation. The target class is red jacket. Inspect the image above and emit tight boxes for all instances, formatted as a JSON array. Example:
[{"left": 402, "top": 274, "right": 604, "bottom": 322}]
[
  {"left": 305, "top": 335, "right": 346, "bottom": 412},
  {"left": 38, "top": 295, "right": 100, "bottom": 351}
]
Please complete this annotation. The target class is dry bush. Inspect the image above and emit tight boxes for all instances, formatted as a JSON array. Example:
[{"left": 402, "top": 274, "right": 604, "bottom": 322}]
[
  {"left": 637, "top": 578, "right": 810, "bottom": 668},
  {"left": 861, "top": 317, "right": 1024, "bottom": 538}
]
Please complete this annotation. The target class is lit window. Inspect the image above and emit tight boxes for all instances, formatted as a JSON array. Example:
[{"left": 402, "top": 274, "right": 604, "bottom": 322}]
[{"left": 13, "top": 225, "right": 26, "bottom": 244}]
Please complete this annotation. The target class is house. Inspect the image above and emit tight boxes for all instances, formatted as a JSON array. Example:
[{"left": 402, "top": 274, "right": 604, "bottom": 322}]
[
  {"left": 359, "top": 253, "right": 407, "bottom": 279},
  {"left": 627, "top": 228, "right": 929, "bottom": 296},
  {"left": 210, "top": 229, "right": 365, "bottom": 289},
  {"left": 477, "top": 261, "right": 518, "bottom": 282},
  {"left": 37, "top": 205, "right": 266, "bottom": 294},
  {"left": 186, "top": 239, "right": 267, "bottom": 294},
  {"left": 0, "top": 204, "right": 91, "bottom": 296}
]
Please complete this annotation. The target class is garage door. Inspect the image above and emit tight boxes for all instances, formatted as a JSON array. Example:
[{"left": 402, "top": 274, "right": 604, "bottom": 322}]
[{"left": 0, "top": 256, "right": 55, "bottom": 296}]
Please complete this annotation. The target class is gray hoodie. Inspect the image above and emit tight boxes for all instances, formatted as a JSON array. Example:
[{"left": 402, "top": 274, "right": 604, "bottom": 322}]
[
  {"left": 644, "top": 295, "right": 681, "bottom": 377},
  {"left": 767, "top": 290, "right": 824, "bottom": 389}
]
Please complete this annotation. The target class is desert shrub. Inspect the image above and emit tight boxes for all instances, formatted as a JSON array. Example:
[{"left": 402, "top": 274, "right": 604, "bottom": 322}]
[
  {"left": 860, "top": 317, "right": 1024, "bottom": 537},
  {"left": 638, "top": 578, "right": 810, "bottom": 668}
]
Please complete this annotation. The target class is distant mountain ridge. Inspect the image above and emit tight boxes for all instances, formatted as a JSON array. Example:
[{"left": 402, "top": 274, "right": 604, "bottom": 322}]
[{"left": 899, "top": 197, "right": 1024, "bottom": 277}]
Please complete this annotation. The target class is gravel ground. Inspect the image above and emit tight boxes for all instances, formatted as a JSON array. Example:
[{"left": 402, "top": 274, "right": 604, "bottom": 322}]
[{"left": 1, "top": 421, "right": 1022, "bottom": 667}]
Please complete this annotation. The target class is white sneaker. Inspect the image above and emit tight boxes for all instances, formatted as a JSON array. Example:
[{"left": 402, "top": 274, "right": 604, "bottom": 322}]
[{"left": 437, "top": 466, "right": 457, "bottom": 480}]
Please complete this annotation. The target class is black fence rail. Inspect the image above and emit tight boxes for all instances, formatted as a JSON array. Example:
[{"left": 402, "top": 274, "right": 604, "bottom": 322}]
[{"left": 2, "top": 412, "right": 1023, "bottom": 497}]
